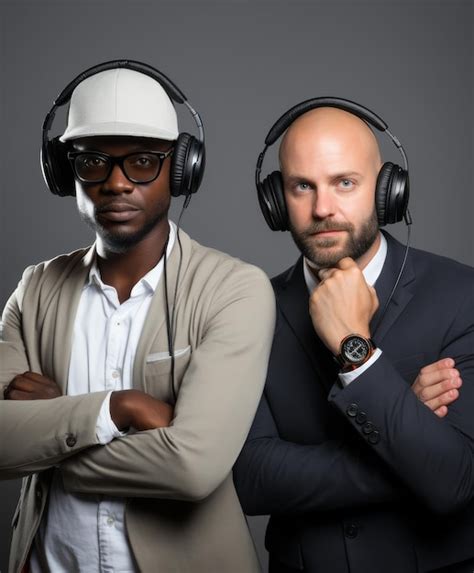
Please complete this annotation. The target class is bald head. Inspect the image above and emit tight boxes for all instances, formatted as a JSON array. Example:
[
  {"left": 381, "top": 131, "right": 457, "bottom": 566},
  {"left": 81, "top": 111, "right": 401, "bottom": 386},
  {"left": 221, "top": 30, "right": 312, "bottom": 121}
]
[{"left": 279, "top": 107, "right": 382, "bottom": 175}]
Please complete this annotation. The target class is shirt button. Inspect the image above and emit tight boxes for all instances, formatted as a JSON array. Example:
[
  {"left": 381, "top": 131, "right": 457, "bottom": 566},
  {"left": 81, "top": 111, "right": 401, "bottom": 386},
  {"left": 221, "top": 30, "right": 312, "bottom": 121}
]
[
  {"left": 344, "top": 523, "right": 359, "bottom": 538},
  {"left": 107, "top": 516, "right": 115, "bottom": 526},
  {"left": 65, "top": 434, "right": 77, "bottom": 447},
  {"left": 346, "top": 403, "right": 359, "bottom": 417},
  {"left": 111, "top": 370, "right": 120, "bottom": 379}
]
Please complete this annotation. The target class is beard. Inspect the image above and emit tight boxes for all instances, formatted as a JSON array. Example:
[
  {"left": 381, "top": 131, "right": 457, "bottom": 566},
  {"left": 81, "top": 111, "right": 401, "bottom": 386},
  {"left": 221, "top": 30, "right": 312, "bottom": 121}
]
[
  {"left": 289, "top": 208, "right": 379, "bottom": 269},
  {"left": 79, "top": 201, "right": 170, "bottom": 254}
]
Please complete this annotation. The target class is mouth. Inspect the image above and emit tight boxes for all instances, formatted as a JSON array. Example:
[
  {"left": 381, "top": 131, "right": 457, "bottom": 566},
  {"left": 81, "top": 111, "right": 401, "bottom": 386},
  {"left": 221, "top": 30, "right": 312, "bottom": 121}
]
[
  {"left": 311, "top": 229, "right": 346, "bottom": 237},
  {"left": 96, "top": 203, "right": 141, "bottom": 223}
]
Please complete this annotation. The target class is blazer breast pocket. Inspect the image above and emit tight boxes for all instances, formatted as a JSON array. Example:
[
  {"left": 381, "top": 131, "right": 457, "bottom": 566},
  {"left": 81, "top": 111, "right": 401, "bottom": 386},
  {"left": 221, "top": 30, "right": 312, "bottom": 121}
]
[
  {"left": 392, "top": 352, "right": 427, "bottom": 384},
  {"left": 144, "top": 346, "right": 191, "bottom": 401}
]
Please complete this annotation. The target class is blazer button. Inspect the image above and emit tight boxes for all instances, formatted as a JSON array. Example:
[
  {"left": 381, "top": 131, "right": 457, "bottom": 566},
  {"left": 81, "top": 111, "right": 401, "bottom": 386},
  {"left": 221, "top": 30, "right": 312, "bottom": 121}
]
[
  {"left": 346, "top": 403, "right": 359, "bottom": 417},
  {"left": 368, "top": 430, "right": 380, "bottom": 445},
  {"left": 344, "top": 523, "right": 358, "bottom": 538},
  {"left": 362, "top": 422, "right": 375, "bottom": 435},
  {"left": 355, "top": 411, "right": 367, "bottom": 424},
  {"left": 65, "top": 434, "right": 77, "bottom": 448}
]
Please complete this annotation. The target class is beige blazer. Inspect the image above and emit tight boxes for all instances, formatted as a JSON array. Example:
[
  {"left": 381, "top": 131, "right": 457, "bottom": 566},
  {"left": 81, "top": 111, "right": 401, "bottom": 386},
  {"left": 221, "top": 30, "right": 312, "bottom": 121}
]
[{"left": 0, "top": 230, "right": 275, "bottom": 573}]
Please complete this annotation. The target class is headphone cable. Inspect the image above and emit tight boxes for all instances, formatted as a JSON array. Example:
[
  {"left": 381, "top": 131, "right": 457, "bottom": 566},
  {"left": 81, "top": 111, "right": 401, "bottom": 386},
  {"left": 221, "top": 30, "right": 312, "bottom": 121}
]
[{"left": 372, "top": 215, "right": 412, "bottom": 338}]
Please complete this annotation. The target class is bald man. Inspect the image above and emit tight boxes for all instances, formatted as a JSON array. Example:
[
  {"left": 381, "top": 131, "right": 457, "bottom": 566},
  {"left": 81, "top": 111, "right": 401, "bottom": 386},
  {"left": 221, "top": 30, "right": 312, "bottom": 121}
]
[{"left": 234, "top": 106, "right": 474, "bottom": 572}]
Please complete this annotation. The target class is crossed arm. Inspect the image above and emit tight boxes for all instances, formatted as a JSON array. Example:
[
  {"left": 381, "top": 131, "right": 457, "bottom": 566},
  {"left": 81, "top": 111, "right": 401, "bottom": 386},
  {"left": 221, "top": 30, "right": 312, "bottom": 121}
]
[
  {"left": 235, "top": 258, "right": 474, "bottom": 517},
  {"left": 1, "top": 265, "right": 276, "bottom": 502}
]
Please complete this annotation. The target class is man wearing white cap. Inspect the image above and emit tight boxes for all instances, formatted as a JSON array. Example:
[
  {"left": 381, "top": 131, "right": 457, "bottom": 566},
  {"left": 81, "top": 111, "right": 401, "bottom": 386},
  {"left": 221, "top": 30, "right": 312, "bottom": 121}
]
[{"left": 0, "top": 61, "right": 275, "bottom": 573}]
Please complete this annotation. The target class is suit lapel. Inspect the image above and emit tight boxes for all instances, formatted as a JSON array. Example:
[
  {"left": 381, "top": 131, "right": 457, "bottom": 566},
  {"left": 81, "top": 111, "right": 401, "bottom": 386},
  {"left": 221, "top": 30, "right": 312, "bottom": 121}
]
[
  {"left": 276, "top": 259, "right": 338, "bottom": 393},
  {"left": 370, "top": 231, "right": 415, "bottom": 345}
]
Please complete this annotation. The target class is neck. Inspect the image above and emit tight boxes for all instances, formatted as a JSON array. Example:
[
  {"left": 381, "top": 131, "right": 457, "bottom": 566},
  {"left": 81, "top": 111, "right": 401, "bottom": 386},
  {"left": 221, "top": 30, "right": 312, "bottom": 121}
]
[{"left": 96, "top": 220, "right": 170, "bottom": 303}]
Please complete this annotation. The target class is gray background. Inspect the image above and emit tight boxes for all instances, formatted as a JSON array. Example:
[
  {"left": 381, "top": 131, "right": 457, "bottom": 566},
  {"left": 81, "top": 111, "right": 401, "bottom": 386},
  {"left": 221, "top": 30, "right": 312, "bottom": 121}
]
[{"left": 0, "top": 0, "right": 472, "bottom": 570}]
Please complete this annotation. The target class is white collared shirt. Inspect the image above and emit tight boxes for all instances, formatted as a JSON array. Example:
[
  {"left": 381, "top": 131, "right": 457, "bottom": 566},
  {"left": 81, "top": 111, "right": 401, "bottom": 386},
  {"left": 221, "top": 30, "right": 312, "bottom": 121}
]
[
  {"left": 30, "top": 223, "right": 176, "bottom": 573},
  {"left": 303, "top": 233, "right": 387, "bottom": 386}
]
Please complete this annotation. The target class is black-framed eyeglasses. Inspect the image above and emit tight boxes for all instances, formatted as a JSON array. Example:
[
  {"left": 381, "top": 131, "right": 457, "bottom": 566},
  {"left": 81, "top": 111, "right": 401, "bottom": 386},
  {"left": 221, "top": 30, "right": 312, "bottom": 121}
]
[{"left": 67, "top": 148, "right": 174, "bottom": 184}]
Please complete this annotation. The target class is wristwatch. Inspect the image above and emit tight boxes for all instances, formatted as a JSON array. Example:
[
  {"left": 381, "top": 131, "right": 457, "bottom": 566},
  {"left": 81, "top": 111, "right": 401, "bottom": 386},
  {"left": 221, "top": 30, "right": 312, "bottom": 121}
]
[{"left": 335, "top": 334, "right": 376, "bottom": 372}]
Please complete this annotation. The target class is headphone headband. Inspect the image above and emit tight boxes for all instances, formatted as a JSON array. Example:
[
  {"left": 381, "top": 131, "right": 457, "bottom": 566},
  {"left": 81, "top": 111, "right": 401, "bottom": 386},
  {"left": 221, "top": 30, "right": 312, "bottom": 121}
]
[{"left": 264, "top": 97, "right": 388, "bottom": 146}]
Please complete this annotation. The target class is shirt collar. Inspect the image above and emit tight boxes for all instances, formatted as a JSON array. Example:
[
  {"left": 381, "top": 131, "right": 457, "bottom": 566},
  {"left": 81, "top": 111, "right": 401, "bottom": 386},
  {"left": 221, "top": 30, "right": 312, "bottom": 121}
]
[
  {"left": 303, "top": 232, "right": 387, "bottom": 293},
  {"left": 86, "top": 220, "right": 177, "bottom": 294}
]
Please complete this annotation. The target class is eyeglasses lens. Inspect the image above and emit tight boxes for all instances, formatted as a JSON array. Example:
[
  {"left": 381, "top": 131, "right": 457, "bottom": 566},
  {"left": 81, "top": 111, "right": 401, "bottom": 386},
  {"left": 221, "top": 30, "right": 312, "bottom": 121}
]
[{"left": 74, "top": 153, "right": 161, "bottom": 183}]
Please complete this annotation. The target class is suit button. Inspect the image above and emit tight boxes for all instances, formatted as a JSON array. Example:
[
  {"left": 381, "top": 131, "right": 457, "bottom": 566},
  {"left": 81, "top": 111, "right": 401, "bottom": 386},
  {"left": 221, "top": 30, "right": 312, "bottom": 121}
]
[
  {"left": 35, "top": 487, "right": 42, "bottom": 505},
  {"left": 65, "top": 434, "right": 77, "bottom": 447},
  {"left": 355, "top": 411, "right": 367, "bottom": 424},
  {"left": 344, "top": 523, "right": 358, "bottom": 538},
  {"left": 368, "top": 430, "right": 380, "bottom": 445},
  {"left": 362, "top": 422, "right": 375, "bottom": 435},
  {"left": 346, "top": 403, "right": 359, "bottom": 417}
]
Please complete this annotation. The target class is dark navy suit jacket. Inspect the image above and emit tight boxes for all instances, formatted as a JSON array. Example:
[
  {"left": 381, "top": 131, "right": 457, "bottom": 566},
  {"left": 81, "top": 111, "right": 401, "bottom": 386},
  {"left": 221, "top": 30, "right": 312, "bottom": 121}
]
[{"left": 234, "top": 232, "right": 474, "bottom": 573}]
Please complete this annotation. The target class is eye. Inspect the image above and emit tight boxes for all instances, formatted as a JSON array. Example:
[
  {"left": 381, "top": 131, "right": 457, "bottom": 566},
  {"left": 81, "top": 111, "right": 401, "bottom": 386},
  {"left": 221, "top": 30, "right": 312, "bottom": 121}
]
[
  {"left": 295, "top": 181, "right": 312, "bottom": 192},
  {"left": 82, "top": 154, "right": 107, "bottom": 168},
  {"left": 129, "top": 154, "right": 156, "bottom": 169},
  {"left": 339, "top": 179, "right": 354, "bottom": 190}
]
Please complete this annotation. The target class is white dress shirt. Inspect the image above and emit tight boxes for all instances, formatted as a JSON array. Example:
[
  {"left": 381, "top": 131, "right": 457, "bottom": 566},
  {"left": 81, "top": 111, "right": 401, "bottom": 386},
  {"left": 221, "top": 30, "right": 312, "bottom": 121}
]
[
  {"left": 30, "top": 223, "right": 176, "bottom": 573},
  {"left": 303, "top": 232, "right": 387, "bottom": 386}
]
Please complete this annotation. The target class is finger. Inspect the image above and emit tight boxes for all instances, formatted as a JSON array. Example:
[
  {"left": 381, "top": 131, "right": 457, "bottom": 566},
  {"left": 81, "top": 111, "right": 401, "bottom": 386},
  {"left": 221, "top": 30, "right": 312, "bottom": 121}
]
[
  {"left": 419, "top": 358, "right": 455, "bottom": 375},
  {"left": 7, "top": 389, "right": 36, "bottom": 401},
  {"left": 21, "top": 372, "right": 55, "bottom": 385},
  {"left": 417, "top": 376, "right": 462, "bottom": 401},
  {"left": 424, "top": 388, "right": 459, "bottom": 412},
  {"left": 415, "top": 368, "right": 460, "bottom": 389},
  {"left": 434, "top": 405, "right": 448, "bottom": 418},
  {"left": 336, "top": 257, "right": 357, "bottom": 270},
  {"left": 8, "top": 378, "right": 40, "bottom": 394},
  {"left": 317, "top": 267, "right": 337, "bottom": 281}
]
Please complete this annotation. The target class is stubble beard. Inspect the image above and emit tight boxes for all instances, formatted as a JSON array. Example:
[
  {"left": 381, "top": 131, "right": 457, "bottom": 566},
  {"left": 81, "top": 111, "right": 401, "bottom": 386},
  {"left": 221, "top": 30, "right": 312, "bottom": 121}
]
[
  {"left": 79, "top": 205, "right": 169, "bottom": 254},
  {"left": 289, "top": 208, "right": 379, "bottom": 269}
]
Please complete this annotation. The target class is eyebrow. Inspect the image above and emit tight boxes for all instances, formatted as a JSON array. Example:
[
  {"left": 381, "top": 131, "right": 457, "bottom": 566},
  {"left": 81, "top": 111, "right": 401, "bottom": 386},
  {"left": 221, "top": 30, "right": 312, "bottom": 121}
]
[{"left": 285, "top": 171, "right": 363, "bottom": 184}]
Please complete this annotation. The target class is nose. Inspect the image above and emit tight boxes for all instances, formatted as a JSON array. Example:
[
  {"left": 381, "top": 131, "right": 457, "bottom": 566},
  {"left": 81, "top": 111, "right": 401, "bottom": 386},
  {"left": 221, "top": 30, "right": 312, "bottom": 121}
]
[
  {"left": 312, "top": 187, "right": 336, "bottom": 219},
  {"left": 102, "top": 164, "right": 134, "bottom": 194}
]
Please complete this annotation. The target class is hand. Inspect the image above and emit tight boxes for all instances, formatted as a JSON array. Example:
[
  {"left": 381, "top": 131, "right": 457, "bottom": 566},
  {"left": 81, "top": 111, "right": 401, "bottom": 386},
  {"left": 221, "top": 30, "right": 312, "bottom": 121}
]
[
  {"left": 4, "top": 371, "right": 62, "bottom": 400},
  {"left": 310, "top": 258, "right": 379, "bottom": 354},
  {"left": 110, "top": 390, "right": 174, "bottom": 431},
  {"left": 412, "top": 358, "right": 462, "bottom": 418}
]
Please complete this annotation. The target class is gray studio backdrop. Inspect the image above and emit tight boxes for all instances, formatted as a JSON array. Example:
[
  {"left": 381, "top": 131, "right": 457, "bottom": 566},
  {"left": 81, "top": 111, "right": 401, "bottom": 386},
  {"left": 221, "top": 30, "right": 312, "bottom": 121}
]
[{"left": 1, "top": 0, "right": 472, "bottom": 570}]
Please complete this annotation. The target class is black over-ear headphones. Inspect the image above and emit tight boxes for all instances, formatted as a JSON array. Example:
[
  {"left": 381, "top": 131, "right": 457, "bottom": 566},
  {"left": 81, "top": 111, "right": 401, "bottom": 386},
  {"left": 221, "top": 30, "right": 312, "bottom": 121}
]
[
  {"left": 255, "top": 97, "right": 410, "bottom": 231},
  {"left": 41, "top": 59, "right": 205, "bottom": 198}
]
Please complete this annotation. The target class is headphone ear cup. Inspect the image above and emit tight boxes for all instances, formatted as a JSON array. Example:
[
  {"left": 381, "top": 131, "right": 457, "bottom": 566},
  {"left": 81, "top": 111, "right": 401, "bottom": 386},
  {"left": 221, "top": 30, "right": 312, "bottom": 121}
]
[
  {"left": 375, "top": 162, "right": 394, "bottom": 227},
  {"left": 42, "top": 137, "right": 76, "bottom": 197},
  {"left": 258, "top": 170, "right": 288, "bottom": 231},
  {"left": 376, "top": 162, "right": 409, "bottom": 226},
  {"left": 170, "top": 133, "right": 205, "bottom": 197}
]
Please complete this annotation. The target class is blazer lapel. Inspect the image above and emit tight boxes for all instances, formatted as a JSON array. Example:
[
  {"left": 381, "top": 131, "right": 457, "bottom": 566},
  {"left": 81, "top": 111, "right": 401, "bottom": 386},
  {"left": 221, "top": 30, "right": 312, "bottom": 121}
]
[
  {"left": 370, "top": 231, "right": 415, "bottom": 344},
  {"left": 276, "top": 259, "right": 339, "bottom": 393},
  {"left": 51, "top": 246, "right": 95, "bottom": 394},
  {"left": 133, "top": 228, "right": 193, "bottom": 392}
]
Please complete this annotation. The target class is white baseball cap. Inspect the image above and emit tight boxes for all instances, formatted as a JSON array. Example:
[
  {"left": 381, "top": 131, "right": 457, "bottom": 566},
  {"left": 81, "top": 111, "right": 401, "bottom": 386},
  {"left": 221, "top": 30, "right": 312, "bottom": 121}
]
[{"left": 60, "top": 68, "right": 179, "bottom": 142}]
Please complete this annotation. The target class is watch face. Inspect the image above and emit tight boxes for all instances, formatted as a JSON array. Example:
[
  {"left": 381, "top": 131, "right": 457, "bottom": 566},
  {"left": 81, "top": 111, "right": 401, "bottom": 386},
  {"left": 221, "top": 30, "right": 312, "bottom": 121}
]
[{"left": 342, "top": 336, "right": 370, "bottom": 364}]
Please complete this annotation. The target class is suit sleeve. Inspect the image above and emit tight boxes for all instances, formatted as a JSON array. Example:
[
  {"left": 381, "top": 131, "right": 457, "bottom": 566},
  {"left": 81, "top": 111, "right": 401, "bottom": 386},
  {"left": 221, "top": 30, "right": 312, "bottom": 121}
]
[
  {"left": 329, "top": 286, "right": 474, "bottom": 515},
  {"left": 233, "top": 340, "right": 405, "bottom": 517},
  {"left": 60, "top": 265, "right": 276, "bottom": 501},
  {"left": 0, "top": 269, "right": 109, "bottom": 479}
]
